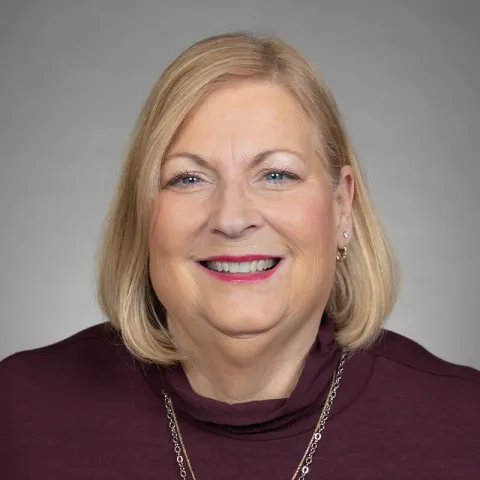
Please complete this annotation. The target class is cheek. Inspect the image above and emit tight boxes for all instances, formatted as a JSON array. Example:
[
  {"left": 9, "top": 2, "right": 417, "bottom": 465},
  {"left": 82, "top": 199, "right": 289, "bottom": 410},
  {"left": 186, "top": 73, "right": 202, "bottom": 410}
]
[
  {"left": 270, "top": 189, "right": 336, "bottom": 255},
  {"left": 149, "top": 194, "right": 202, "bottom": 257},
  {"left": 148, "top": 196, "right": 203, "bottom": 312},
  {"left": 275, "top": 189, "right": 337, "bottom": 304}
]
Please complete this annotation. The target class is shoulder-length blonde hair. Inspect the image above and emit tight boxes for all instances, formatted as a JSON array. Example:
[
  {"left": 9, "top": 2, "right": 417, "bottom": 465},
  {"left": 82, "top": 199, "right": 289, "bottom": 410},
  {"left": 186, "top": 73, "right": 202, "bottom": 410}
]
[{"left": 97, "top": 32, "right": 400, "bottom": 365}]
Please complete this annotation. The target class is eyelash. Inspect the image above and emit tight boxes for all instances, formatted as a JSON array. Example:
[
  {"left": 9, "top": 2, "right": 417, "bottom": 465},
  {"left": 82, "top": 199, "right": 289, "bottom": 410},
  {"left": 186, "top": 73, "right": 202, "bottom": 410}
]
[{"left": 167, "top": 168, "right": 299, "bottom": 189}]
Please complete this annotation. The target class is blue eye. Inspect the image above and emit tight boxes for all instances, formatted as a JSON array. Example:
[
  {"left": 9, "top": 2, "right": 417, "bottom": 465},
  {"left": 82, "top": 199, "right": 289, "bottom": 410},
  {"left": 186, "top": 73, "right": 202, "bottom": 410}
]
[
  {"left": 264, "top": 169, "right": 298, "bottom": 184},
  {"left": 167, "top": 171, "right": 203, "bottom": 188},
  {"left": 166, "top": 168, "right": 299, "bottom": 189},
  {"left": 181, "top": 176, "right": 200, "bottom": 185},
  {"left": 266, "top": 172, "right": 286, "bottom": 182}
]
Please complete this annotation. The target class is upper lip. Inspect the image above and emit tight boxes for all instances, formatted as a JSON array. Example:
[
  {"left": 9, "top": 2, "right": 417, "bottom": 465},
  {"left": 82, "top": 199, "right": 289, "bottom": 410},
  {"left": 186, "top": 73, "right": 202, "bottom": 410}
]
[{"left": 198, "top": 255, "right": 282, "bottom": 263}]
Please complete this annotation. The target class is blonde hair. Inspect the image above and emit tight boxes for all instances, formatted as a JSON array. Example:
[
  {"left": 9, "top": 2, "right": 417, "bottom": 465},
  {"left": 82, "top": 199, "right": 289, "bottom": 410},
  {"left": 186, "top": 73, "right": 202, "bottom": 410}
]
[{"left": 97, "top": 32, "right": 400, "bottom": 365}]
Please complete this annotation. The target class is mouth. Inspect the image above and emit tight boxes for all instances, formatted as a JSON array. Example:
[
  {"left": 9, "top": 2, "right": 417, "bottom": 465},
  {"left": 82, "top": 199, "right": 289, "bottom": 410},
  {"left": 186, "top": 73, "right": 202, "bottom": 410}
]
[{"left": 195, "top": 255, "right": 284, "bottom": 283}]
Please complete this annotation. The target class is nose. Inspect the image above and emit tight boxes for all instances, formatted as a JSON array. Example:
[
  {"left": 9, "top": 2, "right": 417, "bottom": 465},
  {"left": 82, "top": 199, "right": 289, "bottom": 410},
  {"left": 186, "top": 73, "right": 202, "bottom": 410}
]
[{"left": 207, "top": 181, "right": 264, "bottom": 239}]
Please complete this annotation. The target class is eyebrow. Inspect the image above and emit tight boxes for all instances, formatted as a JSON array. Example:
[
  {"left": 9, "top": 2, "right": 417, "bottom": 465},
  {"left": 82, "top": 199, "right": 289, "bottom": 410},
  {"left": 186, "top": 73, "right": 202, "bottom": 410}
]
[{"left": 163, "top": 149, "right": 305, "bottom": 169}]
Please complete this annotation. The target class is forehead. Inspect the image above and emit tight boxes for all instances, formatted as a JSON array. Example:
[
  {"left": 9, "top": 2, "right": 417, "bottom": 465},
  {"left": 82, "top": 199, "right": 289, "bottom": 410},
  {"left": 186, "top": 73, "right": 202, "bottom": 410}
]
[{"left": 168, "top": 80, "right": 313, "bottom": 156}]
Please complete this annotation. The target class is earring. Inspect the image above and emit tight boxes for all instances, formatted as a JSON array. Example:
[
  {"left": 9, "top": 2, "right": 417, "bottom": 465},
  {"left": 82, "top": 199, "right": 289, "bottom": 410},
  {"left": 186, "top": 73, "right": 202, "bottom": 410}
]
[
  {"left": 337, "top": 231, "right": 349, "bottom": 262},
  {"left": 336, "top": 245, "right": 348, "bottom": 262}
]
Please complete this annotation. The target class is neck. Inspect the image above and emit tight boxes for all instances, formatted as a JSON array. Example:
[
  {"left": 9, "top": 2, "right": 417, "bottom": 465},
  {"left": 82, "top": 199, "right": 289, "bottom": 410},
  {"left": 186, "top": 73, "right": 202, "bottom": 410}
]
[{"left": 168, "top": 318, "right": 321, "bottom": 404}]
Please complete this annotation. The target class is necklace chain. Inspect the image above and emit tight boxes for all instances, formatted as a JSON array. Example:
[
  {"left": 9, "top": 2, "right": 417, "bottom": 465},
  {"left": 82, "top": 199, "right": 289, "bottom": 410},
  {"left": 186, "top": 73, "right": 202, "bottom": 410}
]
[{"left": 163, "top": 350, "right": 347, "bottom": 480}]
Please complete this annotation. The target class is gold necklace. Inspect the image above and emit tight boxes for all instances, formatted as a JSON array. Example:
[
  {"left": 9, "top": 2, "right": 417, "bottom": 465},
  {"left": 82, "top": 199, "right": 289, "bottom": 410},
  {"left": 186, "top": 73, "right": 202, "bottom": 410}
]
[{"left": 163, "top": 349, "right": 347, "bottom": 480}]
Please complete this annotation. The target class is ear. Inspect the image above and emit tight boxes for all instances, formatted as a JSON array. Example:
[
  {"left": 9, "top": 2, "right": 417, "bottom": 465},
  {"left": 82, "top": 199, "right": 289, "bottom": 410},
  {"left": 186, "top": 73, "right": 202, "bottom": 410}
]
[{"left": 333, "top": 165, "right": 355, "bottom": 248}]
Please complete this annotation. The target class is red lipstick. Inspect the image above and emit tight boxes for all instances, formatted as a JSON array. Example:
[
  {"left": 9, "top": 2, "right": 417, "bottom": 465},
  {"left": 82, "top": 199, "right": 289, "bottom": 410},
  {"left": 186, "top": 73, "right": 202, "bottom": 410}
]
[
  {"left": 196, "top": 255, "right": 283, "bottom": 283},
  {"left": 200, "top": 254, "right": 279, "bottom": 262}
]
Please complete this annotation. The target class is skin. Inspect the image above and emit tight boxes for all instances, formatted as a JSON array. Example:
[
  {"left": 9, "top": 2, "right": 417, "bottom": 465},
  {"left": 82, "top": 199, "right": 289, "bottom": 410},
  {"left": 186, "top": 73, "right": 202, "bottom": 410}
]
[{"left": 149, "top": 80, "right": 354, "bottom": 404}]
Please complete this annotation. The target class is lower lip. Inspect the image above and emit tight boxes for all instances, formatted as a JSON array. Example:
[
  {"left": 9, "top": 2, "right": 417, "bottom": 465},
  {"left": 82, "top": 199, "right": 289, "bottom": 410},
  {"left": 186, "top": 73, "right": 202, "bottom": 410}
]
[{"left": 197, "top": 260, "right": 283, "bottom": 283}]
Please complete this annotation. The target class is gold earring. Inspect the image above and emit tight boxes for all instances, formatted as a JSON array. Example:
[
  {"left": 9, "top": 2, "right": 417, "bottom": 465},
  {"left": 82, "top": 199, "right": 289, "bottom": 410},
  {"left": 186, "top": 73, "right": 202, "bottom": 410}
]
[{"left": 336, "top": 245, "right": 348, "bottom": 262}]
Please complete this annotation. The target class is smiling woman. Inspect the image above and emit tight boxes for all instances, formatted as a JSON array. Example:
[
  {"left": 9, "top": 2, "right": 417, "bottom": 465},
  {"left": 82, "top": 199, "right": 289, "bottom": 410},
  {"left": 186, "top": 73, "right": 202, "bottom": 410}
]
[
  {"left": 148, "top": 79, "right": 356, "bottom": 367},
  {"left": 1, "top": 32, "right": 479, "bottom": 480},
  {"left": 100, "top": 35, "right": 397, "bottom": 369}
]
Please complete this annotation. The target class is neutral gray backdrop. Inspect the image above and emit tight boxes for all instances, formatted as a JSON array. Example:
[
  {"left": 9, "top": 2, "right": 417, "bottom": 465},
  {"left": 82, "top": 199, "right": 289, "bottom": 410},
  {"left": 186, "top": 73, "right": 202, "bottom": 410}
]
[{"left": 1, "top": 0, "right": 479, "bottom": 368}]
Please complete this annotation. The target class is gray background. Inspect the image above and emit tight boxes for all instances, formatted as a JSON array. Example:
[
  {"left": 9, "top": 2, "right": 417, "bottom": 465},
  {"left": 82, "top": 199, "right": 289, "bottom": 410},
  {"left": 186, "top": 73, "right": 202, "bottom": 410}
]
[{"left": 1, "top": 0, "right": 479, "bottom": 368}]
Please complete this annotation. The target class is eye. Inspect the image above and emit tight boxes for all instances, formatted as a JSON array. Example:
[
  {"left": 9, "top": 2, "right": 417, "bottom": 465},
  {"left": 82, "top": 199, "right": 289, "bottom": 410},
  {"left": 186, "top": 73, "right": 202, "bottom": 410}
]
[
  {"left": 180, "top": 176, "right": 201, "bottom": 185},
  {"left": 266, "top": 172, "right": 284, "bottom": 182},
  {"left": 167, "top": 170, "right": 204, "bottom": 189},
  {"left": 263, "top": 168, "right": 299, "bottom": 185}
]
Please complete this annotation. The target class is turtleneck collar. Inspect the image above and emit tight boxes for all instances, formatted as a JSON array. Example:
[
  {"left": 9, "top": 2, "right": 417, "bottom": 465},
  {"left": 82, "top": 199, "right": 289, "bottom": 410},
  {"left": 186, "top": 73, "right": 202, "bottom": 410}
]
[{"left": 143, "top": 315, "right": 375, "bottom": 440}]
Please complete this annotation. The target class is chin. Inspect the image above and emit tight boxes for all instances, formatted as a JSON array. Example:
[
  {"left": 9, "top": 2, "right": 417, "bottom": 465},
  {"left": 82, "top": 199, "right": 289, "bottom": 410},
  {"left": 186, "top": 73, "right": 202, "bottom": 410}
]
[{"left": 204, "top": 306, "right": 286, "bottom": 339}]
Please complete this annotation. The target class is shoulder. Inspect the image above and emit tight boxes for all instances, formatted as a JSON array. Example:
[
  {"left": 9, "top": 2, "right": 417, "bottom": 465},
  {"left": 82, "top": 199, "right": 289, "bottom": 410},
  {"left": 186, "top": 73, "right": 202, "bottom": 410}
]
[
  {"left": 0, "top": 324, "right": 154, "bottom": 473},
  {"left": 0, "top": 323, "right": 137, "bottom": 401},
  {"left": 364, "top": 329, "right": 480, "bottom": 452},
  {"left": 1, "top": 323, "right": 118, "bottom": 375},
  {"left": 370, "top": 328, "right": 480, "bottom": 419},
  {"left": 374, "top": 328, "right": 480, "bottom": 386},
  {"left": 348, "top": 329, "right": 480, "bottom": 470}
]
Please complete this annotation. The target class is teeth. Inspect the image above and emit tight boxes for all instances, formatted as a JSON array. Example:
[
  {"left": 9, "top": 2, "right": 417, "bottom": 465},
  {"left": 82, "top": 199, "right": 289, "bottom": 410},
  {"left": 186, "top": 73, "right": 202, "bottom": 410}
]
[
  {"left": 205, "top": 258, "right": 277, "bottom": 273},
  {"left": 239, "top": 263, "right": 250, "bottom": 273}
]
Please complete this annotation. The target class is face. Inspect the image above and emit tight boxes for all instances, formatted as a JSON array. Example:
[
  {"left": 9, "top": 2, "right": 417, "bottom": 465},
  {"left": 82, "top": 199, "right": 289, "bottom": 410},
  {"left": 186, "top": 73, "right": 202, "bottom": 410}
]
[{"left": 149, "top": 80, "right": 353, "bottom": 344}]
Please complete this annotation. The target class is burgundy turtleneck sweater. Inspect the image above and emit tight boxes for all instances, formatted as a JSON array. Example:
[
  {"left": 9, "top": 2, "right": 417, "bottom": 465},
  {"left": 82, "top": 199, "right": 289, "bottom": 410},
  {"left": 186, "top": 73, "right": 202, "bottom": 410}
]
[{"left": 1, "top": 316, "right": 479, "bottom": 479}]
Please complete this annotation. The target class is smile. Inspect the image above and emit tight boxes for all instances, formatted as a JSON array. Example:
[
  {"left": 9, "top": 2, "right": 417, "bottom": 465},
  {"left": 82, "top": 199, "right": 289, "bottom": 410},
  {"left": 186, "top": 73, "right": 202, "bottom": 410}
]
[
  {"left": 196, "top": 255, "right": 283, "bottom": 283},
  {"left": 203, "top": 258, "right": 280, "bottom": 273}
]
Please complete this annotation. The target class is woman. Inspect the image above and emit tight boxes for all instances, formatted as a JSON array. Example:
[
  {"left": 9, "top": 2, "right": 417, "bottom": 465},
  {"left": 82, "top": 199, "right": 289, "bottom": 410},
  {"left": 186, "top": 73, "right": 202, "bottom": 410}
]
[{"left": 1, "top": 32, "right": 479, "bottom": 479}]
